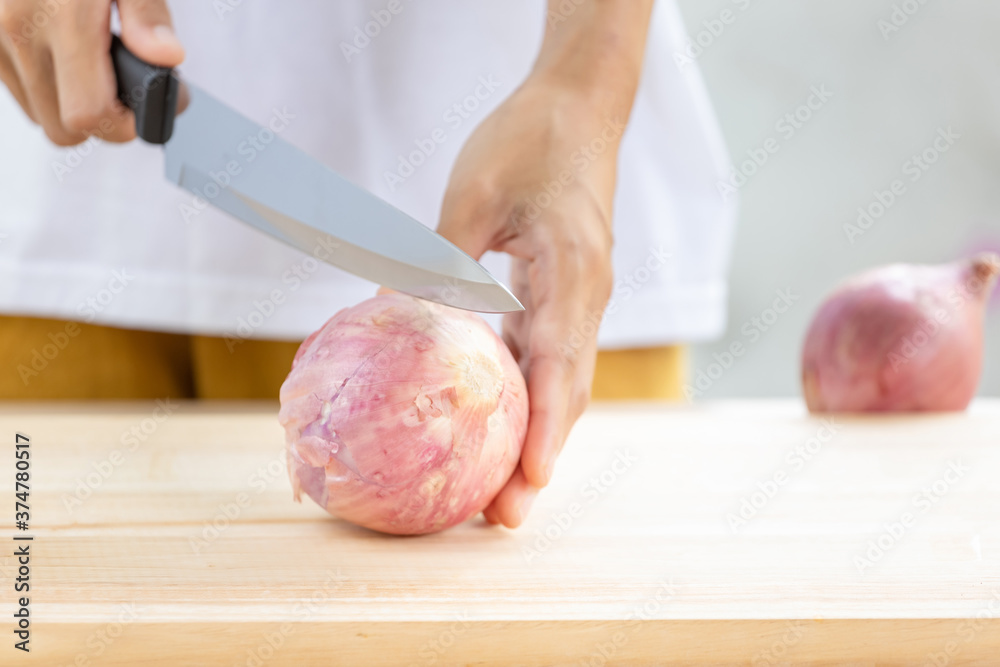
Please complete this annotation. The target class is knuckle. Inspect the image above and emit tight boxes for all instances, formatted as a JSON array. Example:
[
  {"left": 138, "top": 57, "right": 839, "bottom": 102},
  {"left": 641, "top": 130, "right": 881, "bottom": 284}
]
[
  {"left": 465, "top": 176, "right": 505, "bottom": 214},
  {"left": 578, "top": 237, "right": 605, "bottom": 266},
  {"left": 0, "top": 4, "right": 20, "bottom": 35},
  {"left": 507, "top": 207, "right": 531, "bottom": 235},
  {"left": 61, "top": 106, "right": 105, "bottom": 134},
  {"left": 555, "top": 343, "right": 578, "bottom": 368},
  {"left": 0, "top": 0, "right": 42, "bottom": 37},
  {"left": 101, "top": 122, "right": 137, "bottom": 144},
  {"left": 45, "top": 126, "right": 81, "bottom": 147},
  {"left": 531, "top": 346, "right": 577, "bottom": 375},
  {"left": 442, "top": 174, "right": 503, "bottom": 229},
  {"left": 559, "top": 231, "right": 612, "bottom": 281}
]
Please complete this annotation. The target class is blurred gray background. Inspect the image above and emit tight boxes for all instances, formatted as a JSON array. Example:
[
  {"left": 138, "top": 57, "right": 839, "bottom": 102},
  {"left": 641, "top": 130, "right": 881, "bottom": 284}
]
[{"left": 676, "top": 0, "right": 1000, "bottom": 398}]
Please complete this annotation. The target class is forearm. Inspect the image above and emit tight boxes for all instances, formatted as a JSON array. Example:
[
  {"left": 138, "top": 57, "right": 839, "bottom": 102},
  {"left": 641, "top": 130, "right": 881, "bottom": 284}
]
[{"left": 532, "top": 0, "right": 655, "bottom": 125}]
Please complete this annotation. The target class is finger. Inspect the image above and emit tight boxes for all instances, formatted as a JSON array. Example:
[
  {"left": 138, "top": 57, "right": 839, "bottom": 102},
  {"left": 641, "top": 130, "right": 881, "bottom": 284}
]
[
  {"left": 482, "top": 504, "right": 500, "bottom": 525},
  {"left": 117, "top": 0, "right": 185, "bottom": 68},
  {"left": 0, "top": 42, "right": 33, "bottom": 121},
  {"left": 436, "top": 183, "right": 504, "bottom": 260},
  {"left": 520, "top": 330, "right": 600, "bottom": 488},
  {"left": 482, "top": 466, "right": 538, "bottom": 528},
  {"left": 376, "top": 286, "right": 397, "bottom": 296},
  {"left": 13, "top": 44, "right": 82, "bottom": 145},
  {"left": 517, "top": 246, "right": 604, "bottom": 488},
  {"left": 520, "top": 350, "right": 576, "bottom": 488},
  {"left": 94, "top": 102, "right": 137, "bottom": 142},
  {"left": 436, "top": 221, "right": 493, "bottom": 260},
  {"left": 49, "top": 2, "right": 131, "bottom": 139}
]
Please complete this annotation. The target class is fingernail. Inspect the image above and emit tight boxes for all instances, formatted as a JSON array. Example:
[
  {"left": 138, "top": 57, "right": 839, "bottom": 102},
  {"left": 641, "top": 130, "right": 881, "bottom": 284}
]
[
  {"left": 518, "top": 488, "right": 538, "bottom": 524},
  {"left": 153, "top": 25, "right": 182, "bottom": 48}
]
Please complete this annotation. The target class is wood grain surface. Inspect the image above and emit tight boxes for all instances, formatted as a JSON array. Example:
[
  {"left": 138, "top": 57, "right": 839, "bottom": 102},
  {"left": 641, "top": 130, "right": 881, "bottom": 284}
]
[{"left": 1, "top": 400, "right": 999, "bottom": 666}]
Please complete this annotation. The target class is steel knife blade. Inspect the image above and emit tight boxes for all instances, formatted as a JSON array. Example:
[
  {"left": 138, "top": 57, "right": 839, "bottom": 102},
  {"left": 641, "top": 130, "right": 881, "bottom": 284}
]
[{"left": 110, "top": 36, "right": 522, "bottom": 314}]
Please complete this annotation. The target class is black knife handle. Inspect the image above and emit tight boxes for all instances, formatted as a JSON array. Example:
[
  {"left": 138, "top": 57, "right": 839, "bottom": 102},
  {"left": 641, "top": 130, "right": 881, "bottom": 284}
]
[{"left": 110, "top": 34, "right": 179, "bottom": 144}]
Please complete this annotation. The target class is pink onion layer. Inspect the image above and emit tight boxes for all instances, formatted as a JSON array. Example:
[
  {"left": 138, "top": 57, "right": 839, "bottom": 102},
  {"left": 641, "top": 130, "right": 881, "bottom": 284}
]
[
  {"left": 279, "top": 294, "right": 528, "bottom": 534},
  {"left": 802, "top": 253, "right": 999, "bottom": 412}
]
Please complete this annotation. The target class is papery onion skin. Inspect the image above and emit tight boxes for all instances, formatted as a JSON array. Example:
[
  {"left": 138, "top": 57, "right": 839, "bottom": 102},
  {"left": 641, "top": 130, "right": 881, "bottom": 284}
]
[
  {"left": 278, "top": 294, "right": 528, "bottom": 535},
  {"left": 802, "top": 254, "right": 999, "bottom": 412}
]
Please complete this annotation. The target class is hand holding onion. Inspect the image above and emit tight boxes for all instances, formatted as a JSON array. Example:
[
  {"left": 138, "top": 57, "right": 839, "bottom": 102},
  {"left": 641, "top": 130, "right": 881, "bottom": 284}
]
[
  {"left": 433, "top": 77, "right": 619, "bottom": 528},
  {"left": 802, "top": 253, "right": 999, "bottom": 412},
  {"left": 279, "top": 294, "right": 528, "bottom": 535}
]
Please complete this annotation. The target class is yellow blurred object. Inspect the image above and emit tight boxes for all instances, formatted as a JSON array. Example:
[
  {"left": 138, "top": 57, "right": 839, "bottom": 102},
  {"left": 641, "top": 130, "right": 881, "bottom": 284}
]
[
  {"left": 0, "top": 316, "right": 193, "bottom": 399},
  {"left": 0, "top": 316, "right": 684, "bottom": 401},
  {"left": 189, "top": 335, "right": 300, "bottom": 399},
  {"left": 591, "top": 345, "right": 686, "bottom": 401},
  {"left": 0, "top": 316, "right": 299, "bottom": 400}
]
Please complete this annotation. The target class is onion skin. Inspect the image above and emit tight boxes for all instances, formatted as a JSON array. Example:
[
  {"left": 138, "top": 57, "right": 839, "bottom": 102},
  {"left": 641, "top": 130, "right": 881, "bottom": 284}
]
[
  {"left": 802, "top": 254, "right": 999, "bottom": 413},
  {"left": 279, "top": 294, "right": 528, "bottom": 535}
]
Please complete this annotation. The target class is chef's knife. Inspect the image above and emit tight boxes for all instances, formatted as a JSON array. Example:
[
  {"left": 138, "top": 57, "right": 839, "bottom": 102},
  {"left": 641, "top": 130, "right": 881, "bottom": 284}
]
[{"left": 109, "top": 36, "right": 522, "bottom": 313}]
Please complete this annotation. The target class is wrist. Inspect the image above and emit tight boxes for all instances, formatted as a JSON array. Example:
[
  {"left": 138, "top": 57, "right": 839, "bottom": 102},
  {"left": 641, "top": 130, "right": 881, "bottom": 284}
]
[{"left": 530, "top": 0, "right": 653, "bottom": 135}]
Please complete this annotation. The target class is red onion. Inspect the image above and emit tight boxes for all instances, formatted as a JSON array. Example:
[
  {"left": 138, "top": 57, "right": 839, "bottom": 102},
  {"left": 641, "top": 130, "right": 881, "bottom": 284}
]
[
  {"left": 279, "top": 294, "right": 528, "bottom": 534},
  {"left": 802, "top": 253, "right": 999, "bottom": 412}
]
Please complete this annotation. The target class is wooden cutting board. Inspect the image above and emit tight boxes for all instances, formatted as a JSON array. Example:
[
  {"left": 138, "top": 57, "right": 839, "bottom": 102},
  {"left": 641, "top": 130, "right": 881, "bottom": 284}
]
[{"left": 2, "top": 400, "right": 999, "bottom": 666}]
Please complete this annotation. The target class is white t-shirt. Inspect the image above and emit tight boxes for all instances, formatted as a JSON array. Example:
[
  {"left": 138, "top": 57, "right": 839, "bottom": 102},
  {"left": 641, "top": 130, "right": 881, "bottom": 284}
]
[{"left": 0, "top": 0, "right": 735, "bottom": 348}]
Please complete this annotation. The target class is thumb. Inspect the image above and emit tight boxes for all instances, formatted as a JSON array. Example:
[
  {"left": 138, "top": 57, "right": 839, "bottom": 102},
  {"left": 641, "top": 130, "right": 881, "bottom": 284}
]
[
  {"left": 117, "top": 0, "right": 185, "bottom": 68},
  {"left": 436, "top": 191, "right": 501, "bottom": 262}
]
